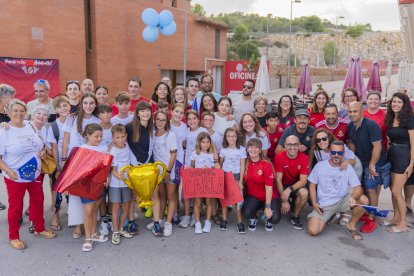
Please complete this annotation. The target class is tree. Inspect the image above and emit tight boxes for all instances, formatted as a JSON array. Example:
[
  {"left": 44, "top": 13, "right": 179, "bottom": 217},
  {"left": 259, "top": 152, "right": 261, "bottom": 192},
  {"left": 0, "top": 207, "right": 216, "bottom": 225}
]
[
  {"left": 302, "top": 16, "right": 325, "bottom": 32},
  {"left": 191, "top": 3, "right": 206, "bottom": 17},
  {"left": 233, "top": 24, "right": 249, "bottom": 43},
  {"left": 236, "top": 40, "right": 260, "bottom": 60},
  {"left": 345, "top": 24, "right": 366, "bottom": 38},
  {"left": 323, "top": 41, "right": 338, "bottom": 66}
]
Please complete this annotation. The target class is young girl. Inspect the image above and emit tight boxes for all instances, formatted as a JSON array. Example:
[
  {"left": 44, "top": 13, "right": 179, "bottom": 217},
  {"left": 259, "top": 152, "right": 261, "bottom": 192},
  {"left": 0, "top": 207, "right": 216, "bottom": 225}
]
[
  {"left": 171, "top": 86, "right": 187, "bottom": 106},
  {"left": 213, "top": 96, "right": 237, "bottom": 136},
  {"left": 191, "top": 132, "right": 216, "bottom": 234},
  {"left": 201, "top": 112, "right": 223, "bottom": 153},
  {"left": 66, "top": 81, "right": 81, "bottom": 114},
  {"left": 179, "top": 110, "right": 207, "bottom": 228},
  {"left": 151, "top": 82, "right": 171, "bottom": 113},
  {"left": 239, "top": 113, "right": 270, "bottom": 156},
  {"left": 78, "top": 123, "right": 109, "bottom": 252},
  {"left": 219, "top": 127, "right": 246, "bottom": 233},
  {"left": 151, "top": 111, "right": 178, "bottom": 237},
  {"left": 254, "top": 96, "right": 269, "bottom": 128},
  {"left": 95, "top": 85, "right": 110, "bottom": 105}
]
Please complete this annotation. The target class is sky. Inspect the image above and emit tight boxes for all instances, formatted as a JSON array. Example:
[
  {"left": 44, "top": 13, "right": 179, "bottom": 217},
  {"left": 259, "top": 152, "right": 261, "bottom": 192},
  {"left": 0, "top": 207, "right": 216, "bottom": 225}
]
[{"left": 191, "top": 0, "right": 401, "bottom": 31}]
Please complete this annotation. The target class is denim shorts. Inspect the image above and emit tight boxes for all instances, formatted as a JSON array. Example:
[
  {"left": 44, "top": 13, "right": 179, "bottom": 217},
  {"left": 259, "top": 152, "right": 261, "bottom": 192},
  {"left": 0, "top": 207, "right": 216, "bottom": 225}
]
[
  {"left": 388, "top": 143, "right": 411, "bottom": 174},
  {"left": 80, "top": 190, "right": 106, "bottom": 205},
  {"left": 362, "top": 162, "right": 391, "bottom": 190}
]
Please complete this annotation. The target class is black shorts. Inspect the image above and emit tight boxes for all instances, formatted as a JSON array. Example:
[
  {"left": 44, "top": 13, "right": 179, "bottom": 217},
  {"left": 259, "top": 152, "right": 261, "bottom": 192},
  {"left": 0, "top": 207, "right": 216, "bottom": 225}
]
[
  {"left": 406, "top": 172, "right": 414, "bottom": 186},
  {"left": 388, "top": 144, "right": 411, "bottom": 174},
  {"left": 242, "top": 196, "right": 281, "bottom": 224}
]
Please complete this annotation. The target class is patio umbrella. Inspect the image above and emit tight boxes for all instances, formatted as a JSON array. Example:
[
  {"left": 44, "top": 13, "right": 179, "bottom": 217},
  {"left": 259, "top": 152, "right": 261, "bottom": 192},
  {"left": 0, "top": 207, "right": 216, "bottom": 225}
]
[
  {"left": 343, "top": 54, "right": 366, "bottom": 102},
  {"left": 366, "top": 61, "right": 382, "bottom": 92},
  {"left": 296, "top": 60, "right": 312, "bottom": 99},
  {"left": 384, "top": 60, "right": 392, "bottom": 99},
  {"left": 254, "top": 55, "right": 270, "bottom": 95},
  {"left": 398, "top": 60, "right": 407, "bottom": 91}
]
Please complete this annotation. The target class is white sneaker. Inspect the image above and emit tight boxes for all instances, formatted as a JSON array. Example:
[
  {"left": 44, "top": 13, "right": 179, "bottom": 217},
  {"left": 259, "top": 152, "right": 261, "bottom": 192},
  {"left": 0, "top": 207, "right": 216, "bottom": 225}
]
[
  {"left": 190, "top": 215, "right": 196, "bottom": 227},
  {"left": 99, "top": 221, "right": 109, "bottom": 236},
  {"left": 119, "top": 228, "right": 133, "bottom": 238},
  {"left": 163, "top": 222, "right": 173, "bottom": 237},
  {"left": 195, "top": 221, "right": 203, "bottom": 234},
  {"left": 146, "top": 219, "right": 164, "bottom": 230},
  {"left": 203, "top": 220, "right": 212, "bottom": 233},
  {"left": 134, "top": 212, "right": 139, "bottom": 220},
  {"left": 179, "top": 215, "right": 191, "bottom": 228}
]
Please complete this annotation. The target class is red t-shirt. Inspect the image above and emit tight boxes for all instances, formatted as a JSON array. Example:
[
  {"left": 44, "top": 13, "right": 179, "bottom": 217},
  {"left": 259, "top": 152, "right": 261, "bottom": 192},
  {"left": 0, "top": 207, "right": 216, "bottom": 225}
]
[
  {"left": 274, "top": 151, "right": 309, "bottom": 186},
  {"left": 308, "top": 108, "right": 325, "bottom": 127},
  {"left": 264, "top": 126, "right": 283, "bottom": 163},
  {"left": 315, "top": 120, "right": 348, "bottom": 141},
  {"left": 278, "top": 114, "right": 294, "bottom": 131},
  {"left": 129, "top": 96, "right": 151, "bottom": 112},
  {"left": 109, "top": 103, "right": 120, "bottom": 116},
  {"left": 245, "top": 160, "right": 279, "bottom": 201},
  {"left": 363, "top": 109, "right": 387, "bottom": 148}
]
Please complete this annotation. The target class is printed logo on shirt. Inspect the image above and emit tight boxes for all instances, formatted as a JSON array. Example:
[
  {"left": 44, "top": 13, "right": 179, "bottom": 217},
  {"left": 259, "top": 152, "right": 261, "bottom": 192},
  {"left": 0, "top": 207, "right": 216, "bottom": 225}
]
[
  {"left": 298, "top": 165, "right": 302, "bottom": 170},
  {"left": 338, "top": 130, "right": 344, "bottom": 137},
  {"left": 278, "top": 127, "right": 284, "bottom": 133},
  {"left": 306, "top": 136, "right": 311, "bottom": 141},
  {"left": 258, "top": 170, "right": 263, "bottom": 175},
  {"left": 283, "top": 165, "right": 289, "bottom": 169}
]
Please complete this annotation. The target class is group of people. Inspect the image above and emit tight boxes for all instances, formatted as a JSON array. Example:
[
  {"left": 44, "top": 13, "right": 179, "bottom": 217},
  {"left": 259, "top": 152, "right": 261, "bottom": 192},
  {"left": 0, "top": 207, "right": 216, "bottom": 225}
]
[{"left": 0, "top": 75, "right": 413, "bottom": 252}]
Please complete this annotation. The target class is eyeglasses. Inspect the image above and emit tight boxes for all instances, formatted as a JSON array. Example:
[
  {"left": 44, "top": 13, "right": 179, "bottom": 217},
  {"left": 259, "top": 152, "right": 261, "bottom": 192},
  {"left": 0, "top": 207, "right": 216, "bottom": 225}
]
[
  {"left": 243, "top": 85, "right": 253, "bottom": 89},
  {"left": 316, "top": 137, "right": 328, "bottom": 143},
  {"left": 285, "top": 143, "right": 299, "bottom": 148},
  {"left": 66, "top": 80, "right": 79, "bottom": 85},
  {"left": 330, "top": 151, "right": 344, "bottom": 156},
  {"left": 344, "top": 95, "right": 356, "bottom": 99}
]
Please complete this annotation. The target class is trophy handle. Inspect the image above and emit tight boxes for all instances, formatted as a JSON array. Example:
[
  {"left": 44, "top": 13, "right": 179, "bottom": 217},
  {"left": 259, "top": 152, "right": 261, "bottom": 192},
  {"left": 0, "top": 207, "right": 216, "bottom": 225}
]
[
  {"left": 154, "top": 162, "right": 167, "bottom": 185},
  {"left": 120, "top": 165, "right": 133, "bottom": 189}
]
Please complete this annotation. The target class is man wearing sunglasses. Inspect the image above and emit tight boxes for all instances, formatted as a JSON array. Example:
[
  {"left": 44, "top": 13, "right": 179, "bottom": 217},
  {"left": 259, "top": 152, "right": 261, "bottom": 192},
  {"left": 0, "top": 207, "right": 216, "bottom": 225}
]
[
  {"left": 347, "top": 101, "right": 390, "bottom": 234},
  {"left": 231, "top": 79, "right": 256, "bottom": 123},
  {"left": 307, "top": 140, "right": 368, "bottom": 240},
  {"left": 315, "top": 104, "right": 348, "bottom": 141}
]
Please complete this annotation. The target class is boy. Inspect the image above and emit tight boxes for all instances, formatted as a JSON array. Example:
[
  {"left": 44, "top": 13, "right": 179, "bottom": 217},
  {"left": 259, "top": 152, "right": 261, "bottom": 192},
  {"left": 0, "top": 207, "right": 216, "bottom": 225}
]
[
  {"left": 111, "top": 92, "right": 133, "bottom": 125},
  {"left": 264, "top": 111, "right": 281, "bottom": 163},
  {"left": 156, "top": 101, "right": 170, "bottom": 116},
  {"left": 109, "top": 124, "right": 134, "bottom": 244}
]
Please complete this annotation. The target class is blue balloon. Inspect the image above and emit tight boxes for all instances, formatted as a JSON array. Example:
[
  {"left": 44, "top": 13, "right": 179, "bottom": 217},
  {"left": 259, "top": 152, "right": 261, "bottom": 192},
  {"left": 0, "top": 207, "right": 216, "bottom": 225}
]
[
  {"left": 142, "top": 8, "right": 159, "bottom": 28},
  {"left": 142, "top": 26, "right": 159, "bottom": 43},
  {"left": 160, "top": 21, "right": 176, "bottom": 36},
  {"left": 159, "top": 10, "right": 173, "bottom": 28}
]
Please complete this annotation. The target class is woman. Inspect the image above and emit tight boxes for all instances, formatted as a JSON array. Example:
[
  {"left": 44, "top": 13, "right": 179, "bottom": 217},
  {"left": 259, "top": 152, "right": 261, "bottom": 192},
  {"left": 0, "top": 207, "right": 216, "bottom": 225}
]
[
  {"left": 242, "top": 138, "right": 281, "bottom": 232},
  {"left": 125, "top": 101, "right": 154, "bottom": 234},
  {"left": 308, "top": 90, "right": 329, "bottom": 127},
  {"left": 151, "top": 82, "right": 172, "bottom": 113},
  {"left": 61, "top": 92, "right": 100, "bottom": 239},
  {"left": 0, "top": 100, "right": 55, "bottom": 250},
  {"left": 254, "top": 96, "right": 269, "bottom": 128},
  {"left": 66, "top": 81, "right": 81, "bottom": 113},
  {"left": 339, "top": 88, "right": 359, "bottom": 123},
  {"left": 363, "top": 92, "right": 387, "bottom": 149},
  {"left": 95, "top": 85, "right": 110, "bottom": 105},
  {"left": 277, "top": 95, "right": 295, "bottom": 132},
  {"left": 384, "top": 92, "right": 414, "bottom": 233},
  {"left": 200, "top": 92, "right": 218, "bottom": 114},
  {"left": 239, "top": 113, "right": 270, "bottom": 156},
  {"left": 213, "top": 96, "right": 237, "bottom": 136}
]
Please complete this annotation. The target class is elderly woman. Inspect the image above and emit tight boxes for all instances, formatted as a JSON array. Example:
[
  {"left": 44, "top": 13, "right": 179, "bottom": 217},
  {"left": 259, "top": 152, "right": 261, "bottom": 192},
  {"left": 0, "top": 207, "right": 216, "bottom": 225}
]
[
  {"left": 27, "top": 79, "right": 57, "bottom": 122},
  {"left": 0, "top": 100, "right": 55, "bottom": 250}
]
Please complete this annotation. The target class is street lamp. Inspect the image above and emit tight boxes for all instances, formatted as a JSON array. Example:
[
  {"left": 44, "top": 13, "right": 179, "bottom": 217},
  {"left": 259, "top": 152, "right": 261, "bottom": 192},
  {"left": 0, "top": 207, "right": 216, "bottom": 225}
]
[
  {"left": 287, "top": 0, "right": 301, "bottom": 88},
  {"left": 332, "top": 15, "right": 345, "bottom": 80}
]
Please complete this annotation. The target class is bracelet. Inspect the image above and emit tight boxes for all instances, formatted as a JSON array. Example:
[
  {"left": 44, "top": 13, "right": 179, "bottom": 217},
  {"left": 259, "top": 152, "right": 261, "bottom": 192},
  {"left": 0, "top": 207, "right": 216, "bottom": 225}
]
[
  {"left": 166, "top": 170, "right": 171, "bottom": 173},
  {"left": 61, "top": 157, "right": 67, "bottom": 161}
]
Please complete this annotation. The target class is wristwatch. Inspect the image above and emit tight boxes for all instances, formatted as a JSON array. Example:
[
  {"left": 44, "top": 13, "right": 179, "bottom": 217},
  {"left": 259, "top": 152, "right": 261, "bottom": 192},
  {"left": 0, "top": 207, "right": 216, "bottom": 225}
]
[
  {"left": 265, "top": 203, "right": 271, "bottom": 209},
  {"left": 289, "top": 186, "right": 295, "bottom": 192}
]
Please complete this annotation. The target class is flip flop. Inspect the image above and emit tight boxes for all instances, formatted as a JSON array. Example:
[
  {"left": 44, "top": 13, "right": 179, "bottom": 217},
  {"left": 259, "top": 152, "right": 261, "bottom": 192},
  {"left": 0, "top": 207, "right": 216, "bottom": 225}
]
[
  {"left": 50, "top": 224, "right": 62, "bottom": 231},
  {"left": 346, "top": 227, "right": 363, "bottom": 240},
  {"left": 9, "top": 239, "right": 25, "bottom": 250},
  {"left": 380, "top": 220, "right": 395, "bottom": 226},
  {"left": 387, "top": 226, "right": 409, "bottom": 233}
]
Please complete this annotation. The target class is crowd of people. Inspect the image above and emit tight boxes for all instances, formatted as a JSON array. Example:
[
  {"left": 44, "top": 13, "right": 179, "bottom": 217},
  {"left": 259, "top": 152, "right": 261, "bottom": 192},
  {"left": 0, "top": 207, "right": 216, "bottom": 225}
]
[{"left": 0, "top": 75, "right": 413, "bottom": 251}]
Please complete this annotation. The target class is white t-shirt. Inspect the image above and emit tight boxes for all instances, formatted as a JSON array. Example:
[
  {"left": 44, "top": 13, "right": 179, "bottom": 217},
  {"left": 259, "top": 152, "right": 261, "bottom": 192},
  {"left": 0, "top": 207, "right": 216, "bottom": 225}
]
[
  {"left": 170, "top": 122, "right": 187, "bottom": 163},
  {"left": 153, "top": 132, "right": 178, "bottom": 177},
  {"left": 314, "top": 145, "right": 355, "bottom": 162},
  {"left": 111, "top": 114, "right": 133, "bottom": 126},
  {"left": 245, "top": 131, "right": 270, "bottom": 150},
  {"left": 80, "top": 143, "right": 107, "bottom": 153},
  {"left": 212, "top": 112, "right": 237, "bottom": 136},
  {"left": 308, "top": 160, "right": 360, "bottom": 208},
  {"left": 220, "top": 146, "right": 247, "bottom": 173},
  {"left": 232, "top": 97, "right": 255, "bottom": 124},
  {"left": 110, "top": 145, "right": 135, "bottom": 188},
  {"left": 184, "top": 127, "right": 207, "bottom": 167},
  {"left": 209, "top": 131, "right": 223, "bottom": 153},
  {"left": 26, "top": 98, "right": 57, "bottom": 119},
  {"left": 0, "top": 124, "right": 44, "bottom": 182},
  {"left": 27, "top": 121, "right": 50, "bottom": 149},
  {"left": 100, "top": 126, "right": 113, "bottom": 152},
  {"left": 190, "top": 151, "right": 214, "bottom": 168},
  {"left": 62, "top": 115, "right": 100, "bottom": 155}
]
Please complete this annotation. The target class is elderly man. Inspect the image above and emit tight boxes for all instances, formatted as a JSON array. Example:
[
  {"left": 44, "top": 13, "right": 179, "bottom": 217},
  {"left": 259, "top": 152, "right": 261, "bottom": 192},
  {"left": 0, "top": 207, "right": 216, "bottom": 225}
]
[
  {"left": 347, "top": 101, "right": 390, "bottom": 234},
  {"left": 316, "top": 103, "right": 348, "bottom": 141},
  {"left": 276, "top": 109, "right": 315, "bottom": 155},
  {"left": 274, "top": 135, "right": 309, "bottom": 230},
  {"left": 26, "top": 79, "right": 57, "bottom": 122},
  {"left": 232, "top": 79, "right": 256, "bottom": 123},
  {"left": 80, "top": 78, "right": 94, "bottom": 94},
  {"left": 307, "top": 140, "right": 369, "bottom": 240}
]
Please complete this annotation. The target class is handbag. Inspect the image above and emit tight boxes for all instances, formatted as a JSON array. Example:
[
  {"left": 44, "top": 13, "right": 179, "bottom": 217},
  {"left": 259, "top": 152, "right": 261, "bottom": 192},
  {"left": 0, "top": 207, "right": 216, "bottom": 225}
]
[{"left": 29, "top": 122, "right": 57, "bottom": 174}]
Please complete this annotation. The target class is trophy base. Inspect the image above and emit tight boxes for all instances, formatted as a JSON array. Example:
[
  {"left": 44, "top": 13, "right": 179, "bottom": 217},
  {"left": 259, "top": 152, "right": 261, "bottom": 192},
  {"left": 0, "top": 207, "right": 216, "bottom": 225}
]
[{"left": 138, "top": 200, "right": 155, "bottom": 209}]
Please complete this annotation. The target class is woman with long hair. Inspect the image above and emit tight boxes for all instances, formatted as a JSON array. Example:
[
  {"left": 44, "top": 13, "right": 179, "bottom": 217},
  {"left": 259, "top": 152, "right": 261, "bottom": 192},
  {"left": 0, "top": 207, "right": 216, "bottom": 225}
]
[
  {"left": 339, "top": 87, "right": 359, "bottom": 123},
  {"left": 277, "top": 95, "right": 295, "bottom": 132},
  {"left": 308, "top": 90, "right": 329, "bottom": 127}
]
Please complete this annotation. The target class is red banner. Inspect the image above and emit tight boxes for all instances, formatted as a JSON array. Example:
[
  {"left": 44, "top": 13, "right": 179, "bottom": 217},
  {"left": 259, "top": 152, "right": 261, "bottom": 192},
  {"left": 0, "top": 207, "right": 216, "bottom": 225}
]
[
  {"left": 399, "top": 0, "right": 414, "bottom": 4},
  {"left": 0, "top": 57, "right": 60, "bottom": 103},
  {"left": 181, "top": 168, "right": 224, "bottom": 199},
  {"left": 220, "top": 173, "right": 244, "bottom": 207},
  {"left": 224, "top": 60, "right": 269, "bottom": 95}
]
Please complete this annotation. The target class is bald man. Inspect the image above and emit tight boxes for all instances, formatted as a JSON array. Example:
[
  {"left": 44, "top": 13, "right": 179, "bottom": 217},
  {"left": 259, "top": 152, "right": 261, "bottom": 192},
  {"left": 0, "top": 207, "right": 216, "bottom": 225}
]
[
  {"left": 347, "top": 101, "right": 390, "bottom": 234},
  {"left": 274, "top": 135, "right": 309, "bottom": 230}
]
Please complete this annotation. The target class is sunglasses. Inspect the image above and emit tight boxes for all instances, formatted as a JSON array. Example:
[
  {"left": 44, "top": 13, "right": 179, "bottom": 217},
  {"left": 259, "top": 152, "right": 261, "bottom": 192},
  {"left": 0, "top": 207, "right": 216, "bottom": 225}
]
[
  {"left": 36, "top": 79, "right": 47, "bottom": 84},
  {"left": 316, "top": 137, "right": 328, "bottom": 143},
  {"left": 243, "top": 85, "right": 253, "bottom": 89},
  {"left": 330, "top": 151, "right": 344, "bottom": 156}
]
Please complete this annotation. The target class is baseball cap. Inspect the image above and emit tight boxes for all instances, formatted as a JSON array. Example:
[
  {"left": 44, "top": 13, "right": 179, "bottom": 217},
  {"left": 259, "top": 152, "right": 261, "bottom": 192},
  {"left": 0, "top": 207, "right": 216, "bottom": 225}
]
[{"left": 295, "top": 109, "right": 310, "bottom": 118}]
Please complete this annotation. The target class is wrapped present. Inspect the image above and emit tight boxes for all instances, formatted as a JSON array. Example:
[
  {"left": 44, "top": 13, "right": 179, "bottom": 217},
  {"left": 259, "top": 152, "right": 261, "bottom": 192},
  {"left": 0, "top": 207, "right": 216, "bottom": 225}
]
[{"left": 53, "top": 147, "right": 113, "bottom": 200}]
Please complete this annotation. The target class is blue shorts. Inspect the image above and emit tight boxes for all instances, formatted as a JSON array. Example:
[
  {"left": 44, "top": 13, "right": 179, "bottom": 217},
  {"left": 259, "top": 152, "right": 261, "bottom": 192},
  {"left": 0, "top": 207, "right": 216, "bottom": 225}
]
[
  {"left": 362, "top": 162, "right": 391, "bottom": 190},
  {"left": 80, "top": 190, "right": 106, "bottom": 205}
]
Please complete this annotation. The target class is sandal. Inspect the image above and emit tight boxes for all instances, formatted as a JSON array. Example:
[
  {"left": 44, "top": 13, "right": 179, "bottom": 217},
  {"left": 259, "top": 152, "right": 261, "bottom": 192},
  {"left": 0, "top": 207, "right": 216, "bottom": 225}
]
[
  {"left": 72, "top": 229, "right": 82, "bottom": 239},
  {"left": 346, "top": 227, "right": 363, "bottom": 240},
  {"left": 50, "top": 224, "right": 62, "bottom": 231},
  {"left": 92, "top": 233, "right": 108, "bottom": 243},
  {"left": 380, "top": 220, "right": 395, "bottom": 226},
  {"left": 82, "top": 238, "right": 93, "bottom": 252},
  {"left": 34, "top": 230, "right": 56, "bottom": 239},
  {"left": 9, "top": 239, "right": 25, "bottom": 250},
  {"left": 339, "top": 213, "right": 352, "bottom": 226},
  {"left": 387, "top": 226, "right": 409, "bottom": 233}
]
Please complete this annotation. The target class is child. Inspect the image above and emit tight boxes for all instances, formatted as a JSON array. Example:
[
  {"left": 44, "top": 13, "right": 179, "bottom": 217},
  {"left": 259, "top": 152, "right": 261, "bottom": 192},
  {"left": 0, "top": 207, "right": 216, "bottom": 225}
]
[
  {"left": 109, "top": 124, "right": 134, "bottom": 245},
  {"left": 97, "top": 104, "right": 113, "bottom": 236},
  {"left": 47, "top": 96, "right": 71, "bottom": 231},
  {"left": 190, "top": 132, "right": 217, "bottom": 234},
  {"left": 111, "top": 92, "right": 133, "bottom": 125},
  {"left": 150, "top": 82, "right": 171, "bottom": 113},
  {"left": 179, "top": 110, "right": 207, "bottom": 228},
  {"left": 171, "top": 86, "right": 187, "bottom": 106},
  {"left": 156, "top": 101, "right": 170, "bottom": 116},
  {"left": 219, "top": 127, "right": 246, "bottom": 233},
  {"left": 150, "top": 111, "right": 178, "bottom": 237},
  {"left": 213, "top": 96, "right": 237, "bottom": 136},
  {"left": 79, "top": 123, "right": 109, "bottom": 252},
  {"left": 264, "top": 111, "right": 281, "bottom": 163}
]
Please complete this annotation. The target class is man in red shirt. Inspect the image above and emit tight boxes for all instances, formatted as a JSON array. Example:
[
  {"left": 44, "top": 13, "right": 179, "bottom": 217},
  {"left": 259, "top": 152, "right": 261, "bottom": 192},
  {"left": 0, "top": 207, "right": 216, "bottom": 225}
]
[
  {"left": 127, "top": 77, "right": 150, "bottom": 112},
  {"left": 274, "top": 135, "right": 309, "bottom": 230},
  {"left": 315, "top": 104, "right": 347, "bottom": 142}
]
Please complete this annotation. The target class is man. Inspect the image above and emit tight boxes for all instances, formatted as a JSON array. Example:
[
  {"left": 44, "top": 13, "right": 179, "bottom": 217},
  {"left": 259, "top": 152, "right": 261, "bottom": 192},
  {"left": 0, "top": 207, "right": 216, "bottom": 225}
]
[
  {"left": 347, "top": 101, "right": 390, "bottom": 234},
  {"left": 127, "top": 76, "right": 150, "bottom": 112},
  {"left": 193, "top": 75, "right": 221, "bottom": 111},
  {"left": 276, "top": 109, "right": 315, "bottom": 155},
  {"left": 315, "top": 103, "right": 348, "bottom": 141},
  {"left": 307, "top": 140, "right": 369, "bottom": 240},
  {"left": 161, "top": 76, "right": 172, "bottom": 90},
  {"left": 80, "top": 78, "right": 94, "bottom": 94},
  {"left": 26, "top": 79, "right": 57, "bottom": 122},
  {"left": 274, "top": 135, "right": 309, "bottom": 230},
  {"left": 232, "top": 79, "right": 256, "bottom": 123},
  {"left": 186, "top": 78, "right": 199, "bottom": 107}
]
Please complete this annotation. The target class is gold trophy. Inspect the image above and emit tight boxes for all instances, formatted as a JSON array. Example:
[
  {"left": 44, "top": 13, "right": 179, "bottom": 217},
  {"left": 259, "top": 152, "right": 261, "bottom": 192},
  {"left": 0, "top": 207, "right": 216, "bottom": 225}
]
[{"left": 120, "top": 162, "right": 167, "bottom": 208}]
